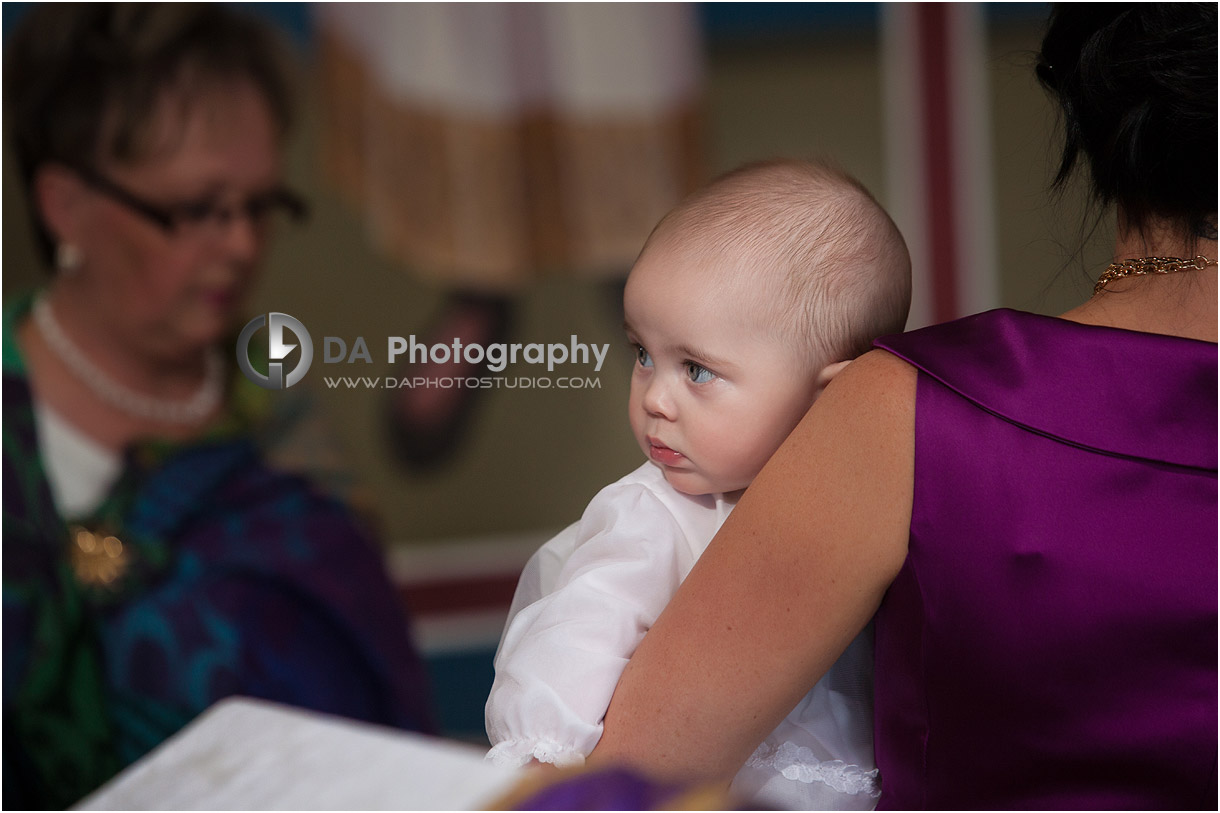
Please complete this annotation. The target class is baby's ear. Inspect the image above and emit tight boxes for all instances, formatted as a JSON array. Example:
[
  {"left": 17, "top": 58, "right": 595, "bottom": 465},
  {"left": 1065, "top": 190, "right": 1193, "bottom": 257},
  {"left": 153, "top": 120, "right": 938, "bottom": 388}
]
[{"left": 813, "top": 359, "right": 853, "bottom": 398}]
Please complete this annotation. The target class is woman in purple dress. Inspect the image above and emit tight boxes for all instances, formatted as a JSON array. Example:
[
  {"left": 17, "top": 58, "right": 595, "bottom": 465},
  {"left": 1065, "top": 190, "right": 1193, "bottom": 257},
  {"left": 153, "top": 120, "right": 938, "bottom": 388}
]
[{"left": 592, "top": 5, "right": 1217, "bottom": 808}]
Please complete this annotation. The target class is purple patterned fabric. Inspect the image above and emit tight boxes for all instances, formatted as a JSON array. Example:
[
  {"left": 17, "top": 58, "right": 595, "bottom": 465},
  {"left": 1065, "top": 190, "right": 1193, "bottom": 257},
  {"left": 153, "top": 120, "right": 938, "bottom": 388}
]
[
  {"left": 872, "top": 309, "right": 1217, "bottom": 809},
  {"left": 509, "top": 767, "right": 690, "bottom": 811},
  {"left": 3, "top": 284, "right": 437, "bottom": 807}
]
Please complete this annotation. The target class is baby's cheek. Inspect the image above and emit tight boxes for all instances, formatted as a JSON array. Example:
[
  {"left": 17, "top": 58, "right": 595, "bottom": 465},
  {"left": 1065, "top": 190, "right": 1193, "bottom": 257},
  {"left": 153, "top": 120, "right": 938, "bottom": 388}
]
[{"left": 721, "top": 443, "right": 770, "bottom": 492}]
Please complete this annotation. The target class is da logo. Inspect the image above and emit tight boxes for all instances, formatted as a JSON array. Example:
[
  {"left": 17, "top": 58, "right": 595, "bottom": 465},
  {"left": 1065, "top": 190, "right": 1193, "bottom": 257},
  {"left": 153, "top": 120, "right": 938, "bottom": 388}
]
[{"left": 236, "top": 313, "right": 313, "bottom": 389}]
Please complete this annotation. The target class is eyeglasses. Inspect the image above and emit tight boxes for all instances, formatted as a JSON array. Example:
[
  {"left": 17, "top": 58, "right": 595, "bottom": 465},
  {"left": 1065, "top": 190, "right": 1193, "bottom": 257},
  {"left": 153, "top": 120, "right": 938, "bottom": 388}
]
[{"left": 70, "top": 163, "right": 309, "bottom": 239}]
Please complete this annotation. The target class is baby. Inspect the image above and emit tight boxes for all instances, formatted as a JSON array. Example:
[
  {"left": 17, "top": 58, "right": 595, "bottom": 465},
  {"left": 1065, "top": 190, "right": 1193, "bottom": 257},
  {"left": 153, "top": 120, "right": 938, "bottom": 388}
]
[{"left": 485, "top": 159, "right": 911, "bottom": 810}]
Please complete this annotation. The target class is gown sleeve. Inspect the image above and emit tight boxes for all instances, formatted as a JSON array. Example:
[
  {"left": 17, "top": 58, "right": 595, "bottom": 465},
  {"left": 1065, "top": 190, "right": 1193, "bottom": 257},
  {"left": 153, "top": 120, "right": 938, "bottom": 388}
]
[{"left": 485, "top": 480, "right": 696, "bottom": 768}]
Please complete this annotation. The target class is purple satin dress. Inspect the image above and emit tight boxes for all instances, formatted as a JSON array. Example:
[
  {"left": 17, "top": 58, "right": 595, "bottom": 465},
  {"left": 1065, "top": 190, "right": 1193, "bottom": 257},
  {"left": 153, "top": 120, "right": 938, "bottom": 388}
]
[{"left": 872, "top": 309, "right": 1217, "bottom": 809}]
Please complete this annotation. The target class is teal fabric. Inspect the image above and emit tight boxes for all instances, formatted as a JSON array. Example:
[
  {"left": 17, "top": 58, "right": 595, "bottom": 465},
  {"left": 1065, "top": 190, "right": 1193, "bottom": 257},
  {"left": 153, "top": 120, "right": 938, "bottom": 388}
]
[{"left": 3, "top": 292, "right": 434, "bottom": 808}]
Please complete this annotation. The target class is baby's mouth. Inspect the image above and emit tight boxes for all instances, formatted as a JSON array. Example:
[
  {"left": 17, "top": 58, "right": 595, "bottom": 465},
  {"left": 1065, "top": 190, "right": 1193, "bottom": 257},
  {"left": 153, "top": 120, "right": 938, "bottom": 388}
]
[{"left": 646, "top": 437, "right": 686, "bottom": 466}]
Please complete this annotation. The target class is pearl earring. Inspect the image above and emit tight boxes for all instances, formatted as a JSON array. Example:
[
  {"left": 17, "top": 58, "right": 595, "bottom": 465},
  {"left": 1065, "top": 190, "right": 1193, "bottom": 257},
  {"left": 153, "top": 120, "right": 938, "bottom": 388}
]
[{"left": 55, "top": 243, "right": 83, "bottom": 275}]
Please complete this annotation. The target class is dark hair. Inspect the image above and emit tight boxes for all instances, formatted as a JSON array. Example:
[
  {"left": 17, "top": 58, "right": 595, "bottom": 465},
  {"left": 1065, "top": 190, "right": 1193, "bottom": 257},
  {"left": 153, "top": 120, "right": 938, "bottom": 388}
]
[
  {"left": 4, "top": 3, "right": 295, "bottom": 265},
  {"left": 1036, "top": 4, "right": 1217, "bottom": 241}
]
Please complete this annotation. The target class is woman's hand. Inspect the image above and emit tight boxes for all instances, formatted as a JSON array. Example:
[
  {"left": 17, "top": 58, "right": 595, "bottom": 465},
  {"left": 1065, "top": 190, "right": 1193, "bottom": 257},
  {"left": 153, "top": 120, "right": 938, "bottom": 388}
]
[{"left": 591, "top": 349, "right": 916, "bottom": 781}]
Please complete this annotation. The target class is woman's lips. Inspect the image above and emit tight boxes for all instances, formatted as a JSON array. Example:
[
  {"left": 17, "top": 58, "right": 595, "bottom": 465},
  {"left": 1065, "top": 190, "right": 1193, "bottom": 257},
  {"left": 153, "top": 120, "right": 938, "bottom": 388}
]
[
  {"left": 647, "top": 437, "right": 685, "bottom": 466},
  {"left": 203, "top": 289, "right": 238, "bottom": 310}
]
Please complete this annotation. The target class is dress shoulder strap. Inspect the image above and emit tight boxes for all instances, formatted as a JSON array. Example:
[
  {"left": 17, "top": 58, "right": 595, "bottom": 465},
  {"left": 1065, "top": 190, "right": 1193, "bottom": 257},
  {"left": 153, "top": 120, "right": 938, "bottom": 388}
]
[{"left": 873, "top": 309, "right": 1217, "bottom": 472}]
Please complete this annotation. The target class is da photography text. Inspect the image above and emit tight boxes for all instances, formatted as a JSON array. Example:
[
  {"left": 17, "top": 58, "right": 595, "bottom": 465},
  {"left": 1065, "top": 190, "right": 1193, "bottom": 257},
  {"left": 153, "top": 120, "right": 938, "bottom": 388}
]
[
  {"left": 236, "top": 312, "right": 610, "bottom": 391},
  {"left": 330, "top": 333, "right": 610, "bottom": 373}
]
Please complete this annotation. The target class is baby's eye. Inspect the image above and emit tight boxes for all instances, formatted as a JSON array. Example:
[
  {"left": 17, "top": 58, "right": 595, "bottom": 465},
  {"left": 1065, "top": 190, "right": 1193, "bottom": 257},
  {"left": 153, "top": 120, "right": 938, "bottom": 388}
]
[
  {"left": 685, "top": 362, "right": 715, "bottom": 384},
  {"left": 635, "top": 345, "right": 653, "bottom": 368}
]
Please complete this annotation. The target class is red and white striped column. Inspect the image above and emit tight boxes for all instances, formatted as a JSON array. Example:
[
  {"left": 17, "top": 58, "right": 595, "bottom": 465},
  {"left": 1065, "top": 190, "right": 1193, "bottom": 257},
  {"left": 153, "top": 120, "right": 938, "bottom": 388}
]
[{"left": 882, "top": 2, "right": 999, "bottom": 329}]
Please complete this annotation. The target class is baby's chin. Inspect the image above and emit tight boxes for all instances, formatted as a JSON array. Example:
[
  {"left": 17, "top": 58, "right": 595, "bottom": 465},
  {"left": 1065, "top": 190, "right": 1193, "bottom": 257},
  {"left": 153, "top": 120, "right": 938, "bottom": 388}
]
[{"left": 658, "top": 465, "right": 745, "bottom": 498}]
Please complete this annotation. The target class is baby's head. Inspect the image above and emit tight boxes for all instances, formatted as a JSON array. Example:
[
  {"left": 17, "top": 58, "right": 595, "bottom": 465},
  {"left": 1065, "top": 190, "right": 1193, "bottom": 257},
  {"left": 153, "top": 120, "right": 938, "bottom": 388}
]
[{"left": 623, "top": 159, "right": 910, "bottom": 496}]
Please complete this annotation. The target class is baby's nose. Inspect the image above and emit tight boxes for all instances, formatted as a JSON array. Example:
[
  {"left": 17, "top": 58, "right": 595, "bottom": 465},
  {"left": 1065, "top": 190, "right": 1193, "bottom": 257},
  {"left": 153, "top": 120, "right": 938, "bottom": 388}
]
[{"left": 641, "top": 377, "right": 676, "bottom": 419}]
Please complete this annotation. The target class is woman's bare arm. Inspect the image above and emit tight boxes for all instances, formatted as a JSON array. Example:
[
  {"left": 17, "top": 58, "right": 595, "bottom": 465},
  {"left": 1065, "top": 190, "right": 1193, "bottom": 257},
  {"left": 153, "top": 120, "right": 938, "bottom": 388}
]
[{"left": 592, "top": 350, "right": 916, "bottom": 781}]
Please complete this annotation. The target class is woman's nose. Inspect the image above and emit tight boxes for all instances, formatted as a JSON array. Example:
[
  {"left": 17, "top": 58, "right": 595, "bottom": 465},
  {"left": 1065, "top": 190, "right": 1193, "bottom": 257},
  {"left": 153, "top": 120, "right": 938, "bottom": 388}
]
[{"left": 215, "top": 209, "right": 264, "bottom": 264}]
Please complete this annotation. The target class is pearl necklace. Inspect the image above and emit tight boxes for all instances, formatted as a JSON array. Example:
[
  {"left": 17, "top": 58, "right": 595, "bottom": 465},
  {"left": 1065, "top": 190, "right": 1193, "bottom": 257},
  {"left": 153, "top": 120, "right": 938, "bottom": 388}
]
[{"left": 33, "top": 294, "right": 224, "bottom": 425}]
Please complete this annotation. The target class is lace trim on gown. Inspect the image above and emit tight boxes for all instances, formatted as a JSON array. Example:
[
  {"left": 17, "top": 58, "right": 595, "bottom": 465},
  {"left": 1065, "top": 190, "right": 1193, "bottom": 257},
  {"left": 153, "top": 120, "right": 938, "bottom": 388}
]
[
  {"left": 486, "top": 737, "right": 587, "bottom": 769},
  {"left": 745, "top": 741, "right": 881, "bottom": 797}
]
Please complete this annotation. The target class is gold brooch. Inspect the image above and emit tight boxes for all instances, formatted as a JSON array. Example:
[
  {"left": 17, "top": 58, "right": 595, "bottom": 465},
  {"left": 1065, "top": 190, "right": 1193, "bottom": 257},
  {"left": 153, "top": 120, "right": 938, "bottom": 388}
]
[{"left": 68, "top": 525, "right": 130, "bottom": 588}]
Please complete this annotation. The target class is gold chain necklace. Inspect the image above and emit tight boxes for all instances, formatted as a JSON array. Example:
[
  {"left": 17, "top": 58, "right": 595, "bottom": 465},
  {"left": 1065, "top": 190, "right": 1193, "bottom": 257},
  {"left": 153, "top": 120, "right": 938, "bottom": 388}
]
[{"left": 1094, "top": 255, "right": 1217, "bottom": 295}]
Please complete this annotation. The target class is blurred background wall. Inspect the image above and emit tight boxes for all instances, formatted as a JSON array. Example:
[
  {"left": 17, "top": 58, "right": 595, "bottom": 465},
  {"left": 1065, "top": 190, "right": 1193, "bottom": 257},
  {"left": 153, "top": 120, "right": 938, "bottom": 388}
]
[{"left": 2, "top": 2, "right": 1114, "bottom": 740}]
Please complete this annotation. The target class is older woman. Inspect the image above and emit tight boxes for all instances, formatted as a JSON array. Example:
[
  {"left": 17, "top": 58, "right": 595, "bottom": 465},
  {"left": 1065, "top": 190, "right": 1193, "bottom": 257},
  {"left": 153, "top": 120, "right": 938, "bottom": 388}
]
[
  {"left": 593, "top": 4, "right": 1216, "bottom": 809},
  {"left": 3, "top": 5, "right": 432, "bottom": 808}
]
